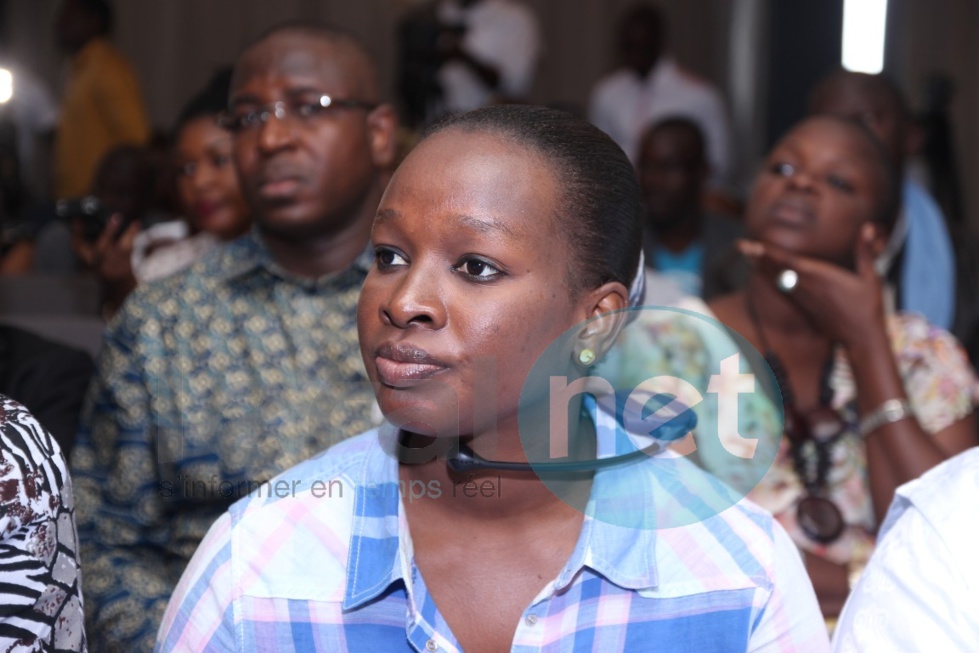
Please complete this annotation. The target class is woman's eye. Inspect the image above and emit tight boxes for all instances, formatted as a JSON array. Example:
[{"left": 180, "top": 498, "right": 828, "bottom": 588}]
[
  {"left": 826, "top": 175, "right": 854, "bottom": 192},
  {"left": 456, "top": 257, "right": 502, "bottom": 280},
  {"left": 375, "top": 247, "right": 407, "bottom": 269},
  {"left": 176, "top": 162, "right": 195, "bottom": 178},
  {"left": 771, "top": 161, "right": 795, "bottom": 177},
  {"left": 211, "top": 153, "right": 232, "bottom": 168}
]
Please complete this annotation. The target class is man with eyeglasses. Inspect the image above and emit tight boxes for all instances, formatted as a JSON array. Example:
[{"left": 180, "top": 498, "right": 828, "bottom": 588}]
[{"left": 70, "top": 24, "right": 397, "bottom": 652}]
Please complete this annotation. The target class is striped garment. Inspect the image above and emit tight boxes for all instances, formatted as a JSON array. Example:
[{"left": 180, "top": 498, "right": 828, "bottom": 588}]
[
  {"left": 0, "top": 395, "right": 86, "bottom": 651},
  {"left": 157, "top": 411, "right": 829, "bottom": 652}
]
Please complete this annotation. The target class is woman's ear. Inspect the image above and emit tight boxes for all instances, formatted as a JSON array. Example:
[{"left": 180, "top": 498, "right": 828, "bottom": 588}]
[{"left": 573, "top": 281, "right": 629, "bottom": 366}]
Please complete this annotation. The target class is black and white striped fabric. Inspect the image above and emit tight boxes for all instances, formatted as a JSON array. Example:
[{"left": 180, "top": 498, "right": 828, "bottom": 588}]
[{"left": 0, "top": 396, "right": 86, "bottom": 651}]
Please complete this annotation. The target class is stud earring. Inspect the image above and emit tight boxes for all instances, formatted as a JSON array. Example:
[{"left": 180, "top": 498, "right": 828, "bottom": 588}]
[{"left": 578, "top": 348, "right": 596, "bottom": 366}]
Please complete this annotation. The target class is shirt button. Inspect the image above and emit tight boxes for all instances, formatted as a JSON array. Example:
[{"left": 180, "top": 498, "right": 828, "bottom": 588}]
[
  {"left": 426, "top": 639, "right": 439, "bottom": 652},
  {"left": 525, "top": 614, "right": 538, "bottom": 626}
]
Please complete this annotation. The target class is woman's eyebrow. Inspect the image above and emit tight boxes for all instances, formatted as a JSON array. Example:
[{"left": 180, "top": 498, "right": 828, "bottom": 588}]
[
  {"left": 375, "top": 208, "right": 519, "bottom": 238},
  {"left": 457, "top": 214, "right": 518, "bottom": 239},
  {"left": 374, "top": 208, "right": 399, "bottom": 226}
]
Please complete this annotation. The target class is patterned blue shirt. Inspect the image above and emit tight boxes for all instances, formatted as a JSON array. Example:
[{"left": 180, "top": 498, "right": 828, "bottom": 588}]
[
  {"left": 71, "top": 231, "right": 379, "bottom": 652},
  {"left": 158, "top": 410, "right": 829, "bottom": 652}
]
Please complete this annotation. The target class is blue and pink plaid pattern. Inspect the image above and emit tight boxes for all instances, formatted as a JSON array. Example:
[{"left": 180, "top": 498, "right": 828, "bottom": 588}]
[{"left": 157, "top": 420, "right": 828, "bottom": 652}]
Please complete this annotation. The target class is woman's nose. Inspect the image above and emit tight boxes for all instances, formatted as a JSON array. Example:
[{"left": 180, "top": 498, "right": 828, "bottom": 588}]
[
  {"left": 380, "top": 266, "right": 447, "bottom": 330},
  {"left": 785, "top": 167, "right": 815, "bottom": 192}
]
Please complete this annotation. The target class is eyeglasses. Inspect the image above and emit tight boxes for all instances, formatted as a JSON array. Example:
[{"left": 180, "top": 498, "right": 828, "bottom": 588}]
[
  {"left": 218, "top": 95, "right": 378, "bottom": 134},
  {"left": 785, "top": 405, "right": 847, "bottom": 544}
]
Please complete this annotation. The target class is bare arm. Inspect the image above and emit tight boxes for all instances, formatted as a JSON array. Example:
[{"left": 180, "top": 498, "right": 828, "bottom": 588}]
[{"left": 740, "top": 226, "right": 978, "bottom": 520}]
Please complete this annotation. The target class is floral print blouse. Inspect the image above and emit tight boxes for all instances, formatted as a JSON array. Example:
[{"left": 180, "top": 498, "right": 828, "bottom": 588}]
[{"left": 599, "top": 297, "right": 979, "bottom": 570}]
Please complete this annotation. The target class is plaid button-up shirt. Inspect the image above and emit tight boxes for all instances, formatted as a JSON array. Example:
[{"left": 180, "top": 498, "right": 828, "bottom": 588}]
[{"left": 157, "top": 408, "right": 829, "bottom": 652}]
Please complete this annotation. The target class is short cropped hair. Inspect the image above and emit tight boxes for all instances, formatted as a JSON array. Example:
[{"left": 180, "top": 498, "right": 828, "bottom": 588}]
[
  {"left": 233, "top": 22, "right": 380, "bottom": 101},
  {"left": 640, "top": 116, "right": 707, "bottom": 163}
]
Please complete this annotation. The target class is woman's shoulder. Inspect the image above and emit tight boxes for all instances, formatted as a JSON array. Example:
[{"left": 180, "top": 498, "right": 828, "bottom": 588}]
[
  {"left": 884, "top": 311, "right": 979, "bottom": 431},
  {"left": 616, "top": 451, "right": 780, "bottom": 575},
  {"left": 886, "top": 310, "right": 978, "bottom": 390},
  {"left": 208, "top": 430, "right": 388, "bottom": 600},
  {"left": 229, "top": 428, "right": 385, "bottom": 516},
  {"left": 652, "top": 485, "right": 783, "bottom": 596},
  {"left": 888, "top": 311, "right": 971, "bottom": 359}
]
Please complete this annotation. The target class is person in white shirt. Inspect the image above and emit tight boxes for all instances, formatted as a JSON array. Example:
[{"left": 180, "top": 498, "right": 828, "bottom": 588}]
[
  {"left": 588, "top": 3, "right": 732, "bottom": 186},
  {"left": 436, "top": 0, "right": 540, "bottom": 114},
  {"left": 833, "top": 447, "right": 979, "bottom": 652}
]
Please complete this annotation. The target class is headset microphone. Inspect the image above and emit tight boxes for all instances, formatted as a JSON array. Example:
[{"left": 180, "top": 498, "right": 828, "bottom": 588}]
[{"left": 446, "top": 407, "right": 696, "bottom": 474}]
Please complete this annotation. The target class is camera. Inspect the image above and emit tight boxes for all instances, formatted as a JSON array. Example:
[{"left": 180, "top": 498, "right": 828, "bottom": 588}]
[{"left": 55, "top": 196, "right": 114, "bottom": 240}]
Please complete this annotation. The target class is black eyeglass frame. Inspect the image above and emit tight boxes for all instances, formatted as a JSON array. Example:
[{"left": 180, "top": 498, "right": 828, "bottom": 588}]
[{"left": 217, "top": 95, "right": 378, "bottom": 133}]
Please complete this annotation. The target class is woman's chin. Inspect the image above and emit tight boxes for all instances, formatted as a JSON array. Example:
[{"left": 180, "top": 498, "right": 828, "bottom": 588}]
[
  {"left": 381, "top": 402, "right": 462, "bottom": 440},
  {"left": 753, "top": 230, "right": 816, "bottom": 257}
]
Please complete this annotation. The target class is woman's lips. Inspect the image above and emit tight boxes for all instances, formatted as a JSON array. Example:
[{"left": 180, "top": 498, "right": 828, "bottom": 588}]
[
  {"left": 374, "top": 343, "right": 449, "bottom": 388},
  {"left": 769, "top": 199, "right": 814, "bottom": 227},
  {"left": 194, "top": 200, "right": 224, "bottom": 219}
]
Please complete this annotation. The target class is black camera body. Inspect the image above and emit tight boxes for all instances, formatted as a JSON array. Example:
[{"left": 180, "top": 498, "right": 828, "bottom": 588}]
[{"left": 55, "top": 196, "right": 114, "bottom": 240}]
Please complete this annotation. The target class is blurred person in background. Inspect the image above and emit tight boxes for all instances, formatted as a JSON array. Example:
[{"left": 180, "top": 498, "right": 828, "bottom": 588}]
[
  {"left": 638, "top": 116, "right": 744, "bottom": 300},
  {"left": 54, "top": 0, "right": 150, "bottom": 200},
  {"left": 589, "top": 2, "right": 733, "bottom": 194},
  {"left": 131, "top": 68, "right": 252, "bottom": 284},
  {"left": 434, "top": 0, "right": 541, "bottom": 115},
  {"left": 2, "top": 141, "right": 167, "bottom": 293},
  {"left": 616, "top": 115, "right": 977, "bottom": 625},
  {"left": 13, "top": 71, "right": 251, "bottom": 321},
  {"left": 68, "top": 144, "right": 165, "bottom": 318},
  {"left": 71, "top": 24, "right": 396, "bottom": 651},
  {"left": 712, "top": 116, "right": 977, "bottom": 622},
  {"left": 809, "top": 70, "right": 956, "bottom": 334}
]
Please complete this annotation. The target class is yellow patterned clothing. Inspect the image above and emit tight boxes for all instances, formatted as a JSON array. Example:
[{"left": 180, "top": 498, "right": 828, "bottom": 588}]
[
  {"left": 55, "top": 37, "right": 150, "bottom": 199},
  {"left": 70, "top": 231, "right": 378, "bottom": 652}
]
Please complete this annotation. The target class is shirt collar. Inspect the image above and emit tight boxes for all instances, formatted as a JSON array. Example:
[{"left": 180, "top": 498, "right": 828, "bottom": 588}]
[
  {"left": 212, "top": 227, "right": 374, "bottom": 288},
  {"left": 342, "top": 405, "right": 662, "bottom": 610},
  {"left": 342, "top": 422, "right": 405, "bottom": 610},
  {"left": 553, "top": 404, "right": 660, "bottom": 592}
]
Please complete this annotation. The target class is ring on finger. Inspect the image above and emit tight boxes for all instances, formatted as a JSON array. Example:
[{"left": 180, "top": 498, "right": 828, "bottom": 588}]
[{"left": 775, "top": 268, "right": 799, "bottom": 294}]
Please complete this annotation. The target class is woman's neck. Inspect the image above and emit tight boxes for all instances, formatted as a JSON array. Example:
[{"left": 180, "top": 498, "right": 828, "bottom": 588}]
[
  {"left": 745, "top": 272, "right": 824, "bottom": 341},
  {"left": 397, "top": 405, "right": 594, "bottom": 521}
]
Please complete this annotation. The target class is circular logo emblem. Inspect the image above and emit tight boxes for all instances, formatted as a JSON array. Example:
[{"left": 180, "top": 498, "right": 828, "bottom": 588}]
[{"left": 517, "top": 305, "right": 784, "bottom": 529}]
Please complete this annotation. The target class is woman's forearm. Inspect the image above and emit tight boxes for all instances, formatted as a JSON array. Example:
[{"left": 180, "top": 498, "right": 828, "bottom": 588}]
[{"left": 844, "top": 331, "right": 946, "bottom": 519}]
